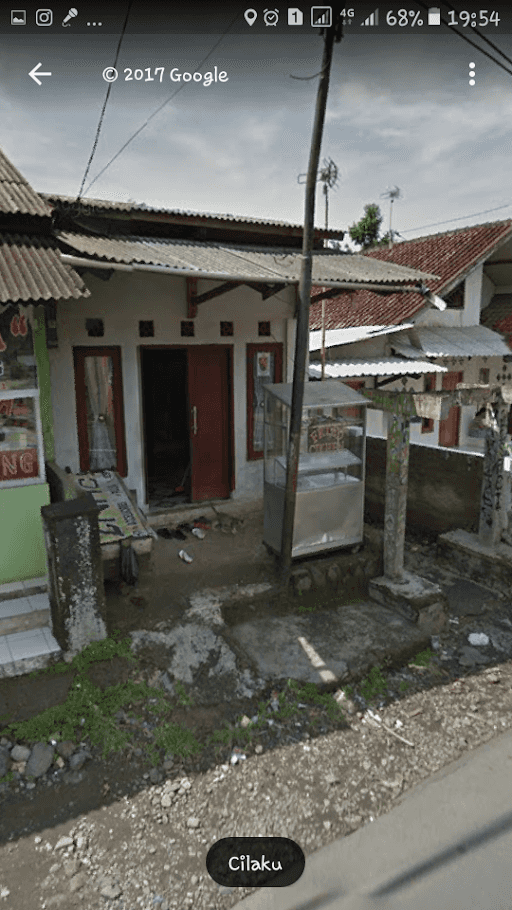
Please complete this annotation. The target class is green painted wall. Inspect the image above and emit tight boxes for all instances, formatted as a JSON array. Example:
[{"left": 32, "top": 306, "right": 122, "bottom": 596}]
[
  {"left": 0, "top": 483, "right": 50, "bottom": 584},
  {"left": 32, "top": 305, "right": 54, "bottom": 462}
]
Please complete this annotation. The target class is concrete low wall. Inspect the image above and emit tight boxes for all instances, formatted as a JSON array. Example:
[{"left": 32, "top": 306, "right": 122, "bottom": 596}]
[{"left": 365, "top": 437, "right": 484, "bottom": 535}]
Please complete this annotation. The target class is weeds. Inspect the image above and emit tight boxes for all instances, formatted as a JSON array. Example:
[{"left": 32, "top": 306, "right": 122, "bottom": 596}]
[{"left": 0, "top": 634, "right": 440, "bottom": 785}]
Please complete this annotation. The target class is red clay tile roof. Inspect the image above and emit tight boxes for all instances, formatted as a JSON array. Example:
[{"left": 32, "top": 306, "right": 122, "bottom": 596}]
[
  {"left": 310, "top": 219, "right": 512, "bottom": 330},
  {"left": 481, "top": 293, "right": 512, "bottom": 350}
]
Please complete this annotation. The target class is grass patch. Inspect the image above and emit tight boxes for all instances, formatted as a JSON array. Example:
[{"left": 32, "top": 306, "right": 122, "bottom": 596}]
[{"left": 0, "top": 635, "right": 439, "bottom": 786}]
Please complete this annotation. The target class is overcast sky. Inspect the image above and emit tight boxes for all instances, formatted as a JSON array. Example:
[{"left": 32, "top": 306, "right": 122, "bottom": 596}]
[{"left": 1, "top": 2, "right": 512, "bottom": 244}]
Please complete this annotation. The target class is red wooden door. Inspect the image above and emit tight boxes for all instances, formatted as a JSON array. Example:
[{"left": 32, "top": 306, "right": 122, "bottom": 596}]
[
  {"left": 439, "top": 371, "right": 463, "bottom": 447},
  {"left": 187, "top": 346, "right": 232, "bottom": 501}
]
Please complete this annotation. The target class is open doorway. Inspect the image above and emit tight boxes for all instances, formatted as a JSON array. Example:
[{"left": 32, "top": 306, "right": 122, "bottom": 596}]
[{"left": 141, "top": 348, "right": 190, "bottom": 507}]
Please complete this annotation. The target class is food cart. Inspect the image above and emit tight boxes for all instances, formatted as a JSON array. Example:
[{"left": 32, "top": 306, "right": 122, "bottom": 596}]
[{"left": 263, "top": 379, "right": 368, "bottom": 558}]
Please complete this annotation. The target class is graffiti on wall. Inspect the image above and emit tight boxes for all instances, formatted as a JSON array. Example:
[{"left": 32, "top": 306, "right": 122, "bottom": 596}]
[{"left": 480, "top": 404, "right": 508, "bottom": 531}]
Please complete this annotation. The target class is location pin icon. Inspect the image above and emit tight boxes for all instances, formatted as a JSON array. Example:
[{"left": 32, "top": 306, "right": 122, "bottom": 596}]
[{"left": 244, "top": 9, "right": 258, "bottom": 25}]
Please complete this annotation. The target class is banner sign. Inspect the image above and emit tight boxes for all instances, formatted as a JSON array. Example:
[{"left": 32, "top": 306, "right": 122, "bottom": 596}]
[
  {"left": 0, "top": 448, "right": 39, "bottom": 481},
  {"left": 0, "top": 396, "right": 40, "bottom": 483},
  {"left": 73, "top": 470, "right": 151, "bottom": 544},
  {"left": 0, "top": 305, "right": 37, "bottom": 391},
  {"left": 308, "top": 421, "right": 346, "bottom": 453}
]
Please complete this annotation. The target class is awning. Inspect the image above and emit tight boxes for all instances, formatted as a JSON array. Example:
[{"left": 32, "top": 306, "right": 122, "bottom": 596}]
[
  {"left": 0, "top": 234, "right": 90, "bottom": 304},
  {"left": 309, "top": 323, "right": 414, "bottom": 352},
  {"left": 391, "top": 325, "right": 509, "bottom": 359},
  {"left": 57, "top": 232, "right": 438, "bottom": 288},
  {"left": 308, "top": 358, "right": 448, "bottom": 379}
]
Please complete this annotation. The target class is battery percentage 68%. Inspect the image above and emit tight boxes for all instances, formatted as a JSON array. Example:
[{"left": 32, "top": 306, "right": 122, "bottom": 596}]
[{"left": 386, "top": 9, "right": 423, "bottom": 25}]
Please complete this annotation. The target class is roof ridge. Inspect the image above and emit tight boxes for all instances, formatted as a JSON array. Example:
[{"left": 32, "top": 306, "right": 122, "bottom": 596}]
[
  {"left": 41, "top": 193, "right": 343, "bottom": 233},
  {"left": 363, "top": 218, "right": 512, "bottom": 253}
]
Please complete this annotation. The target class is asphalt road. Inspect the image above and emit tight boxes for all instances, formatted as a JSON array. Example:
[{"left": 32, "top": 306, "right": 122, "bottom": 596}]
[{"left": 232, "top": 726, "right": 512, "bottom": 910}]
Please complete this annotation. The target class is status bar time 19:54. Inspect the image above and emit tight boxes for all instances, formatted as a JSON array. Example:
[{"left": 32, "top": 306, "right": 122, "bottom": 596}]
[{"left": 385, "top": 8, "right": 500, "bottom": 26}]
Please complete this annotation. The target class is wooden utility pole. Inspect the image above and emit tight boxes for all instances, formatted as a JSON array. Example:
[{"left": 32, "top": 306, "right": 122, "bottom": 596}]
[{"left": 280, "top": 14, "right": 343, "bottom": 586}]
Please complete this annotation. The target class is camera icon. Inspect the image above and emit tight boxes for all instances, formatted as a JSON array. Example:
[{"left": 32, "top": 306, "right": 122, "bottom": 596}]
[{"left": 36, "top": 9, "right": 53, "bottom": 26}]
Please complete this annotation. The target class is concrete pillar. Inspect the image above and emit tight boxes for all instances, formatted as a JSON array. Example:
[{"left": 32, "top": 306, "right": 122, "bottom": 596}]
[
  {"left": 384, "top": 410, "right": 410, "bottom": 580},
  {"left": 478, "top": 402, "right": 508, "bottom": 549},
  {"left": 40, "top": 493, "right": 108, "bottom": 655}
]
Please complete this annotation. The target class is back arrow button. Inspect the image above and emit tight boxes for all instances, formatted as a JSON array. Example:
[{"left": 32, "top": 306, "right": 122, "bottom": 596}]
[{"left": 29, "top": 63, "right": 52, "bottom": 86}]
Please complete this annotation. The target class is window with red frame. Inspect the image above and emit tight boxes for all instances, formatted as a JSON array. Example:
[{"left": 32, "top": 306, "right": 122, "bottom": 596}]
[
  {"left": 73, "top": 347, "right": 127, "bottom": 476},
  {"left": 247, "top": 343, "right": 283, "bottom": 460}
]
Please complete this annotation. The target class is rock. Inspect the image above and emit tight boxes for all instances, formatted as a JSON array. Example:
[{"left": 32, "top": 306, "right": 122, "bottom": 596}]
[
  {"left": 25, "top": 743, "right": 55, "bottom": 779},
  {"left": 417, "top": 603, "right": 448, "bottom": 634},
  {"left": 309, "top": 565, "right": 326, "bottom": 588},
  {"left": 187, "top": 817, "right": 201, "bottom": 828},
  {"left": 10, "top": 744, "right": 31, "bottom": 762},
  {"left": 327, "top": 564, "right": 340, "bottom": 585},
  {"left": 69, "top": 751, "right": 90, "bottom": 771},
  {"left": 56, "top": 741, "right": 76, "bottom": 760},
  {"left": 97, "top": 877, "right": 122, "bottom": 900},
  {"left": 291, "top": 571, "right": 312, "bottom": 595},
  {"left": 69, "top": 872, "right": 88, "bottom": 892},
  {"left": 55, "top": 836, "right": 74, "bottom": 851},
  {"left": 458, "top": 646, "right": 491, "bottom": 667}
]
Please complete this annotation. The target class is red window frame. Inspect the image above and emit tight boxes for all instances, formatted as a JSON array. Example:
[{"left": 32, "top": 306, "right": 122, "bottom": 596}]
[
  {"left": 246, "top": 342, "right": 283, "bottom": 460},
  {"left": 73, "top": 346, "right": 128, "bottom": 477}
]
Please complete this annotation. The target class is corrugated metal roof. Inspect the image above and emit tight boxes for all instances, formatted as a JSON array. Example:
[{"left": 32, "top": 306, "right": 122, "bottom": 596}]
[
  {"left": 43, "top": 193, "right": 342, "bottom": 234},
  {"left": 310, "top": 219, "right": 512, "bottom": 330},
  {"left": 308, "top": 358, "right": 448, "bottom": 379},
  {"left": 0, "top": 235, "right": 90, "bottom": 304},
  {"left": 58, "top": 233, "right": 436, "bottom": 286},
  {"left": 391, "top": 326, "right": 509, "bottom": 358},
  {"left": 0, "top": 148, "right": 52, "bottom": 218},
  {"left": 309, "top": 323, "right": 414, "bottom": 351},
  {"left": 265, "top": 379, "right": 368, "bottom": 408}
]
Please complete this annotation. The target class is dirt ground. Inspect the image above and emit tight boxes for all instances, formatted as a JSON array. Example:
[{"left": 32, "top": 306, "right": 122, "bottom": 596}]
[{"left": 103, "top": 501, "right": 280, "bottom": 639}]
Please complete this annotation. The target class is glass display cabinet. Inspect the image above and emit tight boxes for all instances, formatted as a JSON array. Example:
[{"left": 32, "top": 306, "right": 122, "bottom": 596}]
[{"left": 263, "top": 379, "right": 368, "bottom": 558}]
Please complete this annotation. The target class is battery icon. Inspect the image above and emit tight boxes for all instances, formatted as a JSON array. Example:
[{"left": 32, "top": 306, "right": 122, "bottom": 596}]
[{"left": 428, "top": 7, "right": 441, "bottom": 25}]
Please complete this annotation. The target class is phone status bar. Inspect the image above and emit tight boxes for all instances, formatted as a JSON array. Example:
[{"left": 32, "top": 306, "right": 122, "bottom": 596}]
[{"left": 3, "top": 3, "right": 512, "bottom": 34}]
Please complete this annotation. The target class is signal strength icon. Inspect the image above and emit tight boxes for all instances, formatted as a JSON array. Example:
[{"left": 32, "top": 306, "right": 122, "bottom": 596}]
[{"left": 360, "top": 8, "right": 379, "bottom": 25}]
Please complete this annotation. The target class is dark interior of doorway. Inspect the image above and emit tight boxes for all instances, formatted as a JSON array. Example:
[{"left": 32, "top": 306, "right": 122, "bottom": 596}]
[{"left": 142, "top": 348, "right": 190, "bottom": 508}]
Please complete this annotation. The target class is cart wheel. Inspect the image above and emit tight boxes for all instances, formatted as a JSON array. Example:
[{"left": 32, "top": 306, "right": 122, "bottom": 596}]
[{"left": 351, "top": 545, "right": 361, "bottom": 555}]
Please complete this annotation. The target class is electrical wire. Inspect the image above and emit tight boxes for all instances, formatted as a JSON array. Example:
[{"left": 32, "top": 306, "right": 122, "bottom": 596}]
[
  {"left": 440, "top": 0, "right": 512, "bottom": 66},
  {"left": 399, "top": 204, "right": 512, "bottom": 235},
  {"left": 82, "top": 10, "right": 241, "bottom": 198},
  {"left": 76, "top": 0, "right": 134, "bottom": 202},
  {"left": 416, "top": 1, "right": 512, "bottom": 77}
]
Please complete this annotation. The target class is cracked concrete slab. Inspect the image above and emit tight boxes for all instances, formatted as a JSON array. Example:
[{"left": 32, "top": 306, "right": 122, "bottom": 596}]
[
  {"left": 445, "top": 579, "right": 502, "bottom": 617},
  {"left": 230, "top": 602, "right": 430, "bottom": 688},
  {"left": 128, "top": 624, "right": 266, "bottom": 705}
]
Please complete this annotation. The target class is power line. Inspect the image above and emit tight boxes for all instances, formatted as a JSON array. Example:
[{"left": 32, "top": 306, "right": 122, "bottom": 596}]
[
  {"left": 76, "top": 0, "right": 134, "bottom": 202},
  {"left": 82, "top": 10, "right": 241, "bottom": 198},
  {"left": 416, "top": 1, "right": 512, "bottom": 77},
  {"left": 440, "top": 0, "right": 512, "bottom": 67},
  {"left": 396, "top": 203, "right": 512, "bottom": 235}
]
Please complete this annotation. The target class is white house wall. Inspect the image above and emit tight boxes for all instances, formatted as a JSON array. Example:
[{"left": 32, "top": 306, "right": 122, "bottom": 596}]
[{"left": 48, "top": 269, "right": 296, "bottom": 508}]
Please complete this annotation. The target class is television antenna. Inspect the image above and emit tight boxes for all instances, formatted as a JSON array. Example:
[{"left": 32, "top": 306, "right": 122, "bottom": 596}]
[
  {"left": 298, "top": 157, "right": 339, "bottom": 229},
  {"left": 380, "top": 185, "right": 402, "bottom": 249}
]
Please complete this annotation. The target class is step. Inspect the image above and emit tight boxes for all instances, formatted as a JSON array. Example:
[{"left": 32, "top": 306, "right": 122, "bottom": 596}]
[
  {"left": 0, "top": 626, "right": 62, "bottom": 680},
  {"left": 0, "top": 591, "right": 52, "bottom": 637},
  {"left": 0, "top": 576, "right": 48, "bottom": 603}
]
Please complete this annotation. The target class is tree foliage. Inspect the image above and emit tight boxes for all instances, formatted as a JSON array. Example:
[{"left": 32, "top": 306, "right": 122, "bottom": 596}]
[{"left": 348, "top": 204, "right": 386, "bottom": 250}]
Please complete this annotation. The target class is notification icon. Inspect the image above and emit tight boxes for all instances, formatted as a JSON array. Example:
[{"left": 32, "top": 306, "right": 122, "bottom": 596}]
[{"left": 288, "top": 7, "right": 303, "bottom": 24}]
